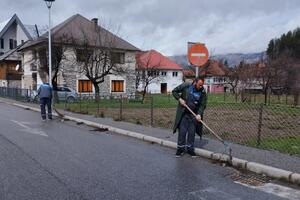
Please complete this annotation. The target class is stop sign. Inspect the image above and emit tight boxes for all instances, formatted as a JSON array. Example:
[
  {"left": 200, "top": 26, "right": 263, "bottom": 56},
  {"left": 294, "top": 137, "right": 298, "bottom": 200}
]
[{"left": 188, "top": 43, "right": 209, "bottom": 67}]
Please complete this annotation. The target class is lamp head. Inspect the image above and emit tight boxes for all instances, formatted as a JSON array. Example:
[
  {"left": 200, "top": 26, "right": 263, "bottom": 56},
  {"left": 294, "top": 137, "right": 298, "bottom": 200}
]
[{"left": 44, "top": 0, "right": 55, "bottom": 8}]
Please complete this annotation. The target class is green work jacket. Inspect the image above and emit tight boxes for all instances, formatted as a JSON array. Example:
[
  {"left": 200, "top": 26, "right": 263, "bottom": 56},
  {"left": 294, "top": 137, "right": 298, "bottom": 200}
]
[{"left": 172, "top": 82, "right": 207, "bottom": 133}]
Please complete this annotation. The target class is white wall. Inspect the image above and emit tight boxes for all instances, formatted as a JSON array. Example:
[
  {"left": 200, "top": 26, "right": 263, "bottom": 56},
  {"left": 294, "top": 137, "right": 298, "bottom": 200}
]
[
  {"left": 16, "top": 24, "right": 28, "bottom": 45},
  {"left": 0, "top": 23, "right": 16, "bottom": 53},
  {"left": 0, "top": 22, "right": 30, "bottom": 54},
  {"left": 138, "top": 70, "right": 183, "bottom": 93}
]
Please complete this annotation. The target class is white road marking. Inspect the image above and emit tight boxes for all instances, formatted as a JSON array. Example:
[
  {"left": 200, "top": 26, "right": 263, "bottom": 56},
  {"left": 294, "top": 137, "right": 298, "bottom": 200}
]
[
  {"left": 11, "top": 120, "right": 48, "bottom": 137},
  {"left": 191, "top": 53, "right": 206, "bottom": 57},
  {"left": 235, "top": 182, "right": 300, "bottom": 200}
]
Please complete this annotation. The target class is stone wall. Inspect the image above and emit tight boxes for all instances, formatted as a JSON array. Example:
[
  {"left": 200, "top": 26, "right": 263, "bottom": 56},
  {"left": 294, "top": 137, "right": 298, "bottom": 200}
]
[{"left": 21, "top": 47, "right": 137, "bottom": 96}]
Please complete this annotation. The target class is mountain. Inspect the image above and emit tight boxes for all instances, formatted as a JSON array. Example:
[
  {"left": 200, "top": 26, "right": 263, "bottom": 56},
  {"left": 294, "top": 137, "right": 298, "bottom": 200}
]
[{"left": 169, "top": 52, "right": 266, "bottom": 68}]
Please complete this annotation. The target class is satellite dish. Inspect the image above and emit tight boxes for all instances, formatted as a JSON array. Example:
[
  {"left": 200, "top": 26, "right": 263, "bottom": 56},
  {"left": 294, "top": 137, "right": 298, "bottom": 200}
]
[{"left": 15, "top": 64, "right": 20, "bottom": 71}]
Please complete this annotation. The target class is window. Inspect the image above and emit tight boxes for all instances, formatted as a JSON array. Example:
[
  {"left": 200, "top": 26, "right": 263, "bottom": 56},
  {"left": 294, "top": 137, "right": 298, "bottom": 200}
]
[
  {"left": 147, "top": 70, "right": 159, "bottom": 76},
  {"left": 0, "top": 38, "right": 3, "bottom": 49},
  {"left": 161, "top": 71, "right": 167, "bottom": 76},
  {"left": 21, "top": 40, "right": 24, "bottom": 44},
  {"left": 57, "top": 87, "right": 71, "bottom": 92},
  {"left": 30, "top": 64, "right": 37, "bottom": 71},
  {"left": 111, "top": 80, "right": 124, "bottom": 92},
  {"left": 78, "top": 80, "right": 93, "bottom": 92},
  {"left": 9, "top": 39, "right": 16, "bottom": 49},
  {"left": 111, "top": 52, "right": 125, "bottom": 64},
  {"left": 172, "top": 71, "right": 178, "bottom": 77}
]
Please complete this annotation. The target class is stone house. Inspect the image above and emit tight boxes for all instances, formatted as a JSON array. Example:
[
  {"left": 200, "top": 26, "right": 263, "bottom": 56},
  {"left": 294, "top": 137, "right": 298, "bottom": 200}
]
[{"left": 19, "top": 14, "right": 139, "bottom": 96}]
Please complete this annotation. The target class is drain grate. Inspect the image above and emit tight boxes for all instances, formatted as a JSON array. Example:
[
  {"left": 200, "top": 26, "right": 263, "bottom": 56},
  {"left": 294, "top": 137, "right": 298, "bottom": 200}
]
[{"left": 229, "top": 171, "right": 271, "bottom": 186}]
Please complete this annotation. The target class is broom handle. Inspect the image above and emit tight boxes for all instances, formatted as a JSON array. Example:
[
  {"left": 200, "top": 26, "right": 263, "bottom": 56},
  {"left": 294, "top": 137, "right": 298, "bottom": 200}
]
[{"left": 184, "top": 104, "right": 225, "bottom": 143}]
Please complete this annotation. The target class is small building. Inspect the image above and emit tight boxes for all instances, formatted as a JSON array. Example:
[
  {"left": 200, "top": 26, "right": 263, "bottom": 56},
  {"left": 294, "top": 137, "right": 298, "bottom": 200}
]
[
  {"left": 200, "top": 60, "right": 230, "bottom": 93},
  {"left": 136, "top": 50, "right": 183, "bottom": 94}
]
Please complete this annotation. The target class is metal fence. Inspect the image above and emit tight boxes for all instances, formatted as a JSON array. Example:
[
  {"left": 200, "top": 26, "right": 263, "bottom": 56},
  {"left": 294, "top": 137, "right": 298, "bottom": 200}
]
[
  {"left": 221, "top": 92, "right": 299, "bottom": 106},
  {"left": 0, "top": 87, "right": 299, "bottom": 157}
]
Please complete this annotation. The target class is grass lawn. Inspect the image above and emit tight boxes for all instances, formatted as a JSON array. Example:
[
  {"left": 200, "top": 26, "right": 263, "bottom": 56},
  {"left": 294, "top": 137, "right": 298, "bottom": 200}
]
[{"left": 245, "top": 136, "right": 300, "bottom": 156}]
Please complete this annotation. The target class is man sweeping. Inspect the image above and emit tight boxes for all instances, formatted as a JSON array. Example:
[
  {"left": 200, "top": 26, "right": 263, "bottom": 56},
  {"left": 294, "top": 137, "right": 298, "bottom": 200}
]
[
  {"left": 37, "top": 82, "right": 53, "bottom": 121},
  {"left": 172, "top": 77, "right": 207, "bottom": 157}
]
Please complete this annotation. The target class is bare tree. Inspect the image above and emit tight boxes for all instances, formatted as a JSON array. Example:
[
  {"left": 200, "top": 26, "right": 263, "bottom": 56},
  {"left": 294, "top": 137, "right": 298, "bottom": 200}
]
[
  {"left": 37, "top": 35, "right": 69, "bottom": 103},
  {"left": 136, "top": 51, "right": 163, "bottom": 102},
  {"left": 227, "top": 65, "right": 239, "bottom": 94},
  {"left": 70, "top": 22, "right": 131, "bottom": 100}
]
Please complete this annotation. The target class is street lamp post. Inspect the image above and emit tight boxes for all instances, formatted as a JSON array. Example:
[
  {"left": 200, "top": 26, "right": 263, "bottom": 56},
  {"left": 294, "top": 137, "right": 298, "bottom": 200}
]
[{"left": 44, "top": 0, "right": 55, "bottom": 86}]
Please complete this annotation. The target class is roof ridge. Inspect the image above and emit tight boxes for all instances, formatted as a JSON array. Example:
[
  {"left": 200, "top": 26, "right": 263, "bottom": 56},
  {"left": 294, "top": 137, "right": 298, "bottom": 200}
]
[
  {"left": 0, "top": 13, "right": 32, "bottom": 39},
  {"left": 43, "top": 14, "right": 81, "bottom": 37}
]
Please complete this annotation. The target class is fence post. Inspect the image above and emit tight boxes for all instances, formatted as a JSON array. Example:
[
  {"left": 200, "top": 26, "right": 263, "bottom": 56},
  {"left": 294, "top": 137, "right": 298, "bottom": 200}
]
[
  {"left": 151, "top": 96, "right": 154, "bottom": 126},
  {"left": 63, "top": 92, "right": 66, "bottom": 110},
  {"left": 97, "top": 95, "right": 100, "bottom": 117},
  {"left": 235, "top": 92, "right": 238, "bottom": 103},
  {"left": 79, "top": 92, "right": 82, "bottom": 113},
  {"left": 119, "top": 95, "right": 123, "bottom": 121},
  {"left": 256, "top": 103, "right": 264, "bottom": 147}
]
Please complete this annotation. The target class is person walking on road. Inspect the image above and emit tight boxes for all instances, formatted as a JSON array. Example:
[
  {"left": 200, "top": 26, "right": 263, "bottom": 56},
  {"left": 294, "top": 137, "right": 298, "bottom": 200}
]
[
  {"left": 37, "top": 82, "right": 53, "bottom": 121},
  {"left": 172, "top": 77, "right": 207, "bottom": 157}
]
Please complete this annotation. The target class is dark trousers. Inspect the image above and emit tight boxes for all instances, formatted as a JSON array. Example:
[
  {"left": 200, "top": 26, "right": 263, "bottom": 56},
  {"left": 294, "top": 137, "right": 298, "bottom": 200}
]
[
  {"left": 40, "top": 97, "right": 52, "bottom": 120},
  {"left": 177, "top": 113, "right": 196, "bottom": 151}
]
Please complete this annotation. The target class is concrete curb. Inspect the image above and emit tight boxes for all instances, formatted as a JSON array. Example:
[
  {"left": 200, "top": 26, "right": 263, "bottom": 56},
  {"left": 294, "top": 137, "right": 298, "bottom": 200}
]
[{"left": 5, "top": 100, "right": 300, "bottom": 186}]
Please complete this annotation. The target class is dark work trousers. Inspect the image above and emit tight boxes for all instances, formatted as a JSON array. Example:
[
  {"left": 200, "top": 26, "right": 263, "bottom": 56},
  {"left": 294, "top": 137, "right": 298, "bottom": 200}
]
[
  {"left": 40, "top": 97, "right": 52, "bottom": 120},
  {"left": 177, "top": 113, "right": 196, "bottom": 151}
]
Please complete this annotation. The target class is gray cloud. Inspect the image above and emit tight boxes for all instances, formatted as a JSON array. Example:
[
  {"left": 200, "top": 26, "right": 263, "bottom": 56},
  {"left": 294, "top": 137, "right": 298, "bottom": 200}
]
[{"left": 1, "top": 0, "right": 300, "bottom": 55}]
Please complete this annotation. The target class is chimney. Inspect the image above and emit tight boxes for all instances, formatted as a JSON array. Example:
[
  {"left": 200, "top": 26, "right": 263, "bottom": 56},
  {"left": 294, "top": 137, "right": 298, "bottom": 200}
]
[{"left": 91, "top": 18, "right": 98, "bottom": 26}]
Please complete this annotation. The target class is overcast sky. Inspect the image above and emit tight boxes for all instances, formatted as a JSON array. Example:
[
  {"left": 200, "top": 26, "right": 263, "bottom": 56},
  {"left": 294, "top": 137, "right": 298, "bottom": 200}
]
[{"left": 1, "top": 0, "right": 299, "bottom": 56}]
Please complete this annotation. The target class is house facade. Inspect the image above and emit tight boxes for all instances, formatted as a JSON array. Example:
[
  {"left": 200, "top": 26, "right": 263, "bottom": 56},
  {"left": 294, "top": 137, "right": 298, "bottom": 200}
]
[
  {"left": 0, "top": 14, "right": 46, "bottom": 88},
  {"left": 0, "top": 46, "right": 23, "bottom": 87},
  {"left": 19, "top": 14, "right": 139, "bottom": 97},
  {"left": 200, "top": 60, "right": 230, "bottom": 93},
  {"left": 0, "top": 14, "right": 34, "bottom": 55},
  {"left": 136, "top": 50, "right": 183, "bottom": 94}
]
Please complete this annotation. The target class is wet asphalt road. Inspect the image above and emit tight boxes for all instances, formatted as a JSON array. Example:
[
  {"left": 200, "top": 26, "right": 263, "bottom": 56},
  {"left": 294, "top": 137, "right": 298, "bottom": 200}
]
[{"left": 0, "top": 102, "right": 289, "bottom": 200}]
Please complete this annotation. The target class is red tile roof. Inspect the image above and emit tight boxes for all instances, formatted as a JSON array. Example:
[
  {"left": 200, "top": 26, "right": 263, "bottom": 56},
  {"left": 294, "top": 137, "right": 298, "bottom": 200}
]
[
  {"left": 136, "top": 50, "right": 183, "bottom": 70},
  {"left": 200, "top": 60, "right": 229, "bottom": 76}
]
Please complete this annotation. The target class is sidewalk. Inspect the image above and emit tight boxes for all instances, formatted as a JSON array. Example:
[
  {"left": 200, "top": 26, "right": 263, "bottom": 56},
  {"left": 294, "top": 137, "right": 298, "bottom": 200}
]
[{"left": 1, "top": 97, "right": 300, "bottom": 175}]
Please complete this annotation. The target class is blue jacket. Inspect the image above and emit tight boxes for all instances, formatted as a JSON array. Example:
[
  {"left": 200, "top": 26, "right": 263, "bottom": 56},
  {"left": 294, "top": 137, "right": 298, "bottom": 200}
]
[{"left": 37, "top": 83, "right": 53, "bottom": 98}]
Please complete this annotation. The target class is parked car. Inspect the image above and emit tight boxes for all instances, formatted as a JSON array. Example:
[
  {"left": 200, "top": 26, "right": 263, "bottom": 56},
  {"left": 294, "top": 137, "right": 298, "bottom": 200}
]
[{"left": 33, "top": 86, "right": 78, "bottom": 103}]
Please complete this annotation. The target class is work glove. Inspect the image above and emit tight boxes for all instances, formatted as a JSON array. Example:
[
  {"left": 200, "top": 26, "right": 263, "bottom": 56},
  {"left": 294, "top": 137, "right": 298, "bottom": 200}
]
[{"left": 196, "top": 114, "right": 202, "bottom": 122}]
